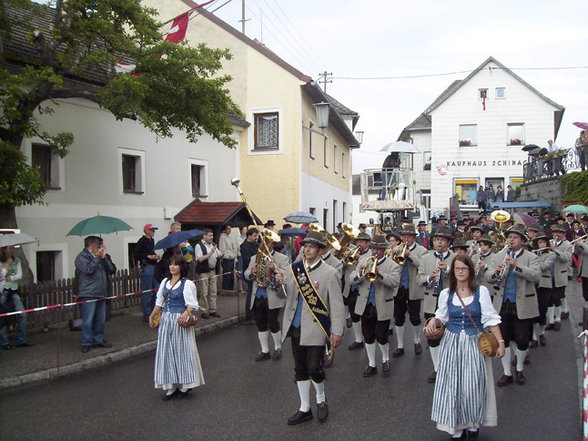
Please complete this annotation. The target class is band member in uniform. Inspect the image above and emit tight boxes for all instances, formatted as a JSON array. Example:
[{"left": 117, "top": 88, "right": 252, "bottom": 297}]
[
  {"left": 349, "top": 234, "right": 401, "bottom": 377},
  {"left": 574, "top": 236, "right": 588, "bottom": 302},
  {"left": 545, "top": 225, "right": 572, "bottom": 330},
  {"left": 244, "top": 235, "right": 290, "bottom": 361},
  {"left": 416, "top": 224, "right": 456, "bottom": 383},
  {"left": 526, "top": 224, "right": 541, "bottom": 241},
  {"left": 532, "top": 233, "right": 556, "bottom": 347},
  {"left": 466, "top": 224, "right": 484, "bottom": 254},
  {"left": 343, "top": 232, "right": 372, "bottom": 350},
  {"left": 486, "top": 224, "right": 540, "bottom": 386},
  {"left": 276, "top": 230, "right": 344, "bottom": 425},
  {"left": 472, "top": 234, "right": 495, "bottom": 297},
  {"left": 451, "top": 238, "right": 469, "bottom": 255},
  {"left": 391, "top": 223, "right": 427, "bottom": 358}
]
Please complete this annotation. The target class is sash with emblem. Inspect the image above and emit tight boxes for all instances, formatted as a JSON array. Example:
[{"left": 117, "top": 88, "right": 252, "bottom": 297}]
[{"left": 291, "top": 260, "right": 331, "bottom": 344}]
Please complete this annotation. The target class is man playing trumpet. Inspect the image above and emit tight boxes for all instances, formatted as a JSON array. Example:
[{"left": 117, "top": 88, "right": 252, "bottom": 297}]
[{"left": 349, "top": 234, "right": 401, "bottom": 377}]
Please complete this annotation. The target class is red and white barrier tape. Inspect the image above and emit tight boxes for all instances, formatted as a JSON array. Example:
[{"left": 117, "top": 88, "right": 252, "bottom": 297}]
[
  {"left": 0, "top": 270, "right": 238, "bottom": 318},
  {"left": 579, "top": 330, "right": 588, "bottom": 441}
]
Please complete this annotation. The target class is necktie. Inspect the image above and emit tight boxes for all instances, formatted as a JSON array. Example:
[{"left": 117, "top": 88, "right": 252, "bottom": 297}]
[{"left": 422, "top": 233, "right": 428, "bottom": 249}]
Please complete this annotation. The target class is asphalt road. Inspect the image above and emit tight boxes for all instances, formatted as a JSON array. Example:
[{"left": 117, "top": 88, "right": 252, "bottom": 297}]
[{"left": 0, "top": 295, "right": 582, "bottom": 441}]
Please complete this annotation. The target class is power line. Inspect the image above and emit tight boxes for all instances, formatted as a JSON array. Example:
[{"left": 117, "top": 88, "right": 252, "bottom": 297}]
[{"left": 334, "top": 65, "right": 588, "bottom": 81}]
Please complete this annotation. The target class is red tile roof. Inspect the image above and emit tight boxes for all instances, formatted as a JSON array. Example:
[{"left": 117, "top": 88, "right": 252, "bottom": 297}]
[{"left": 175, "top": 201, "right": 261, "bottom": 225}]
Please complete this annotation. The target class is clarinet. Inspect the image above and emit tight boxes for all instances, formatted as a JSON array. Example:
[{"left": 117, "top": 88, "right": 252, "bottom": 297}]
[
  {"left": 432, "top": 251, "right": 442, "bottom": 292},
  {"left": 493, "top": 247, "right": 512, "bottom": 291}
]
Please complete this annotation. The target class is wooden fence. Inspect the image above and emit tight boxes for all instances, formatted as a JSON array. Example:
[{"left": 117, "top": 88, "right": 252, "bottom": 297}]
[{"left": 17, "top": 268, "right": 142, "bottom": 329}]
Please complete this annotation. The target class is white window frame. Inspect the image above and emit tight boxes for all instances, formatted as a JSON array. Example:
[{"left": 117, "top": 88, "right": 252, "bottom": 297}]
[
  {"left": 248, "top": 106, "right": 283, "bottom": 155},
  {"left": 507, "top": 123, "right": 525, "bottom": 146},
  {"left": 495, "top": 87, "right": 506, "bottom": 99},
  {"left": 309, "top": 120, "right": 315, "bottom": 159},
  {"left": 31, "top": 242, "right": 68, "bottom": 281},
  {"left": 323, "top": 137, "right": 329, "bottom": 168},
  {"left": 459, "top": 124, "right": 477, "bottom": 147},
  {"left": 342, "top": 152, "right": 346, "bottom": 178},
  {"left": 188, "top": 158, "right": 209, "bottom": 199},
  {"left": 334, "top": 144, "right": 338, "bottom": 174},
  {"left": 478, "top": 88, "right": 488, "bottom": 100},
  {"left": 23, "top": 139, "right": 65, "bottom": 192},
  {"left": 118, "top": 147, "right": 146, "bottom": 195}
]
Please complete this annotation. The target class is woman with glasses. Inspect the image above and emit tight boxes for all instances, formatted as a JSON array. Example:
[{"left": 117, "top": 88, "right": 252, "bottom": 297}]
[{"left": 425, "top": 254, "right": 505, "bottom": 440}]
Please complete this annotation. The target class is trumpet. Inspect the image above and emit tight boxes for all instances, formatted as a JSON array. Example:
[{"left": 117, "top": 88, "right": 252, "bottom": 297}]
[
  {"left": 344, "top": 245, "right": 360, "bottom": 265},
  {"left": 363, "top": 255, "right": 379, "bottom": 282},
  {"left": 493, "top": 246, "right": 512, "bottom": 291},
  {"left": 392, "top": 242, "right": 408, "bottom": 265}
]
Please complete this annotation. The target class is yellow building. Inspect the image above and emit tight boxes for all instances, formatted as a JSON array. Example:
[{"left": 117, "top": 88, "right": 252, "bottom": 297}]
[{"left": 146, "top": 1, "right": 361, "bottom": 231}]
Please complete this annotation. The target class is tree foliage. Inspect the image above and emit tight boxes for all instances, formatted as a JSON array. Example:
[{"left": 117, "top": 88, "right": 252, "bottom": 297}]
[{"left": 0, "top": 0, "right": 241, "bottom": 209}]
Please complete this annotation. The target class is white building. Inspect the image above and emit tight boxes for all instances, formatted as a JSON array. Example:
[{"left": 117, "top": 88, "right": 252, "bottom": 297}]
[{"left": 398, "top": 56, "right": 564, "bottom": 215}]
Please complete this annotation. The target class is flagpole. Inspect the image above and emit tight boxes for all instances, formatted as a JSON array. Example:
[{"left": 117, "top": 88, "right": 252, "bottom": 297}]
[{"left": 160, "top": 0, "right": 215, "bottom": 27}]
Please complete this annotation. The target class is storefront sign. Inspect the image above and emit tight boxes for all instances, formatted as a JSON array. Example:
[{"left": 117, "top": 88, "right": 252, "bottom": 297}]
[{"left": 442, "top": 159, "right": 527, "bottom": 168}]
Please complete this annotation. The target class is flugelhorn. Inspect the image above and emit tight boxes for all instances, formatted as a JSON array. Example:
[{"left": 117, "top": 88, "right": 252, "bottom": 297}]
[
  {"left": 363, "top": 255, "right": 379, "bottom": 282},
  {"left": 392, "top": 242, "right": 408, "bottom": 265},
  {"left": 344, "top": 245, "right": 360, "bottom": 265}
]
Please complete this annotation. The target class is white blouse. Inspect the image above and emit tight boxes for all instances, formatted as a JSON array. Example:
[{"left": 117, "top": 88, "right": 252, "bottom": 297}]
[
  {"left": 435, "top": 285, "right": 501, "bottom": 328},
  {"left": 155, "top": 278, "right": 199, "bottom": 309}
]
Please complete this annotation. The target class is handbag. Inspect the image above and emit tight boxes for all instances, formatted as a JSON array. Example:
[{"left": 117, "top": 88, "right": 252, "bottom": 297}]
[
  {"left": 423, "top": 316, "right": 445, "bottom": 340},
  {"left": 178, "top": 311, "right": 198, "bottom": 328},
  {"left": 455, "top": 292, "right": 499, "bottom": 357},
  {"left": 149, "top": 279, "right": 178, "bottom": 328}
]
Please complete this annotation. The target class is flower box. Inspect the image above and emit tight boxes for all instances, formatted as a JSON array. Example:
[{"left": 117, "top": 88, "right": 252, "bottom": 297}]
[
  {"left": 509, "top": 138, "right": 522, "bottom": 145},
  {"left": 459, "top": 140, "right": 471, "bottom": 147}
]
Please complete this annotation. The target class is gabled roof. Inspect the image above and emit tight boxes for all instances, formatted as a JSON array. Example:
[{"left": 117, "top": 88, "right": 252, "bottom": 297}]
[
  {"left": 324, "top": 91, "right": 359, "bottom": 131},
  {"left": 182, "top": 0, "right": 312, "bottom": 83},
  {"left": 175, "top": 201, "right": 262, "bottom": 226}
]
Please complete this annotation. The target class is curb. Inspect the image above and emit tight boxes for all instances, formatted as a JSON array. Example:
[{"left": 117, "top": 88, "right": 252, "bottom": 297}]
[{"left": 0, "top": 316, "right": 240, "bottom": 390}]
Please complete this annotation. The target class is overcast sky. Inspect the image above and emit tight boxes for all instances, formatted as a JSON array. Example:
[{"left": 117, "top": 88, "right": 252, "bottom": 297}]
[{"left": 204, "top": 0, "right": 588, "bottom": 173}]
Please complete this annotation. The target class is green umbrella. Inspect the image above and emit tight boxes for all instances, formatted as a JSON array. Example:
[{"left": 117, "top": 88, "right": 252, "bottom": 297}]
[
  {"left": 67, "top": 215, "right": 133, "bottom": 236},
  {"left": 562, "top": 204, "right": 588, "bottom": 214}
]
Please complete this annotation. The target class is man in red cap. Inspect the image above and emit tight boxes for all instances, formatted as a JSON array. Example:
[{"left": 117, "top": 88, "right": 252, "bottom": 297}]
[{"left": 134, "top": 224, "right": 160, "bottom": 321}]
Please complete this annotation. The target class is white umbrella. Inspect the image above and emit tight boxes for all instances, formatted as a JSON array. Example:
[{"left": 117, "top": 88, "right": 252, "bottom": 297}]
[
  {"left": 380, "top": 141, "right": 420, "bottom": 154},
  {"left": 0, "top": 233, "right": 38, "bottom": 247}
]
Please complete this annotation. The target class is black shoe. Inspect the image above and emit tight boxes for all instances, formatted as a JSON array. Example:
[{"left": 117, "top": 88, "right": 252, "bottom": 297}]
[
  {"left": 255, "top": 352, "right": 270, "bottom": 362},
  {"left": 497, "top": 374, "right": 513, "bottom": 387},
  {"left": 324, "top": 354, "right": 334, "bottom": 368},
  {"left": 528, "top": 340, "right": 538, "bottom": 348},
  {"left": 317, "top": 401, "right": 329, "bottom": 423},
  {"left": 382, "top": 360, "right": 391, "bottom": 376},
  {"left": 162, "top": 389, "right": 178, "bottom": 401},
  {"left": 348, "top": 341, "right": 364, "bottom": 350},
  {"left": 466, "top": 429, "right": 480, "bottom": 440},
  {"left": 271, "top": 349, "right": 282, "bottom": 361},
  {"left": 388, "top": 328, "right": 394, "bottom": 335},
  {"left": 177, "top": 388, "right": 191, "bottom": 398},
  {"left": 81, "top": 345, "right": 91, "bottom": 353},
  {"left": 553, "top": 321, "right": 561, "bottom": 331},
  {"left": 287, "top": 410, "right": 313, "bottom": 425},
  {"left": 539, "top": 334, "right": 547, "bottom": 346},
  {"left": 93, "top": 342, "right": 112, "bottom": 348},
  {"left": 545, "top": 323, "right": 555, "bottom": 331},
  {"left": 16, "top": 342, "right": 33, "bottom": 347},
  {"left": 346, "top": 317, "right": 352, "bottom": 328},
  {"left": 515, "top": 370, "right": 526, "bottom": 385},
  {"left": 415, "top": 342, "right": 422, "bottom": 355},
  {"left": 201, "top": 313, "right": 210, "bottom": 319},
  {"left": 362, "top": 365, "right": 377, "bottom": 377},
  {"left": 392, "top": 348, "right": 405, "bottom": 358},
  {"left": 210, "top": 312, "right": 221, "bottom": 318},
  {"left": 427, "top": 370, "right": 437, "bottom": 383},
  {"left": 561, "top": 311, "right": 570, "bottom": 320},
  {"left": 2, "top": 344, "right": 12, "bottom": 350}
]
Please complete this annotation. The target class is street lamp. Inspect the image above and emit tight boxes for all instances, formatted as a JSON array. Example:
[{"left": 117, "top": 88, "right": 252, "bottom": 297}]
[
  {"left": 303, "top": 102, "right": 331, "bottom": 136},
  {"left": 354, "top": 131, "right": 364, "bottom": 145}
]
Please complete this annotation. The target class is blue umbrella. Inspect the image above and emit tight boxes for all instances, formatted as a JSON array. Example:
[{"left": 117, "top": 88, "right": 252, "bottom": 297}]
[
  {"left": 278, "top": 228, "right": 308, "bottom": 237},
  {"left": 284, "top": 211, "right": 318, "bottom": 224},
  {"left": 562, "top": 204, "right": 588, "bottom": 214},
  {"left": 154, "top": 229, "right": 204, "bottom": 250}
]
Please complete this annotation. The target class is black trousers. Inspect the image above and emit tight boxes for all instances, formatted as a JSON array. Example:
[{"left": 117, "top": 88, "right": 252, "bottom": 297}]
[
  {"left": 253, "top": 296, "right": 280, "bottom": 333},
  {"left": 549, "top": 285, "right": 564, "bottom": 307},
  {"left": 347, "top": 288, "right": 361, "bottom": 322},
  {"left": 394, "top": 286, "right": 422, "bottom": 326},
  {"left": 244, "top": 281, "right": 253, "bottom": 320},
  {"left": 424, "top": 312, "right": 441, "bottom": 348},
  {"left": 289, "top": 327, "right": 325, "bottom": 383},
  {"left": 499, "top": 300, "right": 534, "bottom": 350},
  {"left": 221, "top": 259, "right": 234, "bottom": 290},
  {"left": 583, "top": 277, "right": 588, "bottom": 302},
  {"left": 361, "top": 304, "right": 390, "bottom": 345},
  {"left": 536, "top": 287, "right": 550, "bottom": 326}
]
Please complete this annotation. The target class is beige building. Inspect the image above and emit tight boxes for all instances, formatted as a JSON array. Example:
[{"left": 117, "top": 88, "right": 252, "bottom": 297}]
[{"left": 146, "top": 1, "right": 361, "bottom": 231}]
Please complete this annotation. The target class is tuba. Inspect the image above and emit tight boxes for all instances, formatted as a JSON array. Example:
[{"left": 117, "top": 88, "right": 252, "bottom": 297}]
[
  {"left": 334, "top": 223, "right": 360, "bottom": 259},
  {"left": 309, "top": 223, "right": 341, "bottom": 252},
  {"left": 255, "top": 229, "right": 282, "bottom": 289},
  {"left": 490, "top": 210, "right": 511, "bottom": 252}
]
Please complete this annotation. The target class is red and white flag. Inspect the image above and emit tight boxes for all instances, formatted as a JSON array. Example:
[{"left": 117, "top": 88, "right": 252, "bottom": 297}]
[
  {"left": 114, "top": 61, "right": 137, "bottom": 74},
  {"left": 164, "top": 12, "right": 190, "bottom": 44}
]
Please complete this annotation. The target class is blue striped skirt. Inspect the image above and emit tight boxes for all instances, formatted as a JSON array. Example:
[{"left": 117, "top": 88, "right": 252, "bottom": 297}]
[
  {"left": 154, "top": 311, "right": 205, "bottom": 390},
  {"left": 431, "top": 330, "right": 496, "bottom": 434}
]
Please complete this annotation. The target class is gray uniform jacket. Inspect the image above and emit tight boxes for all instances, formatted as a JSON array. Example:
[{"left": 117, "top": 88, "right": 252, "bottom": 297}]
[
  {"left": 343, "top": 250, "right": 369, "bottom": 298},
  {"left": 417, "top": 250, "right": 456, "bottom": 314},
  {"left": 485, "top": 248, "right": 540, "bottom": 319},
  {"left": 537, "top": 251, "right": 557, "bottom": 289},
  {"left": 281, "top": 260, "right": 345, "bottom": 346},
  {"left": 472, "top": 252, "right": 495, "bottom": 294},
  {"left": 349, "top": 255, "right": 401, "bottom": 321},
  {"left": 395, "top": 243, "right": 428, "bottom": 300},
  {"left": 576, "top": 243, "right": 588, "bottom": 278},
  {"left": 322, "top": 252, "right": 343, "bottom": 280},
  {"left": 552, "top": 240, "right": 572, "bottom": 287},
  {"left": 245, "top": 251, "right": 290, "bottom": 310}
]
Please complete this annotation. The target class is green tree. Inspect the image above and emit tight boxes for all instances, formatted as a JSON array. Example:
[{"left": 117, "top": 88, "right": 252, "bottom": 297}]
[{"left": 0, "top": 0, "right": 241, "bottom": 226}]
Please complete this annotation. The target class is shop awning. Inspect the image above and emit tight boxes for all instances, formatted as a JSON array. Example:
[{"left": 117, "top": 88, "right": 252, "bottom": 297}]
[
  {"left": 174, "top": 201, "right": 262, "bottom": 227},
  {"left": 493, "top": 201, "right": 551, "bottom": 209},
  {"left": 455, "top": 179, "right": 478, "bottom": 185}
]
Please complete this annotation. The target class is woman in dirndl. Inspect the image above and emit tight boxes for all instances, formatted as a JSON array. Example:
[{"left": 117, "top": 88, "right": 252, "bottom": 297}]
[
  {"left": 425, "top": 254, "right": 505, "bottom": 440},
  {"left": 150, "top": 254, "right": 204, "bottom": 400}
]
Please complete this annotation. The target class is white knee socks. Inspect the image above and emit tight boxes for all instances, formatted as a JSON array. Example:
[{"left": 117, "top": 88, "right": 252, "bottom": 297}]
[
  {"left": 257, "top": 331, "right": 269, "bottom": 353},
  {"left": 271, "top": 330, "right": 282, "bottom": 350},
  {"left": 554, "top": 306, "right": 562, "bottom": 322},
  {"left": 501, "top": 346, "right": 512, "bottom": 376},
  {"left": 395, "top": 325, "right": 405, "bottom": 349},
  {"left": 296, "top": 380, "right": 311, "bottom": 412},
  {"left": 378, "top": 342, "right": 390, "bottom": 363},
  {"left": 515, "top": 348, "right": 527, "bottom": 372},
  {"left": 352, "top": 321, "right": 363, "bottom": 343},
  {"left": 365, "top": 342, "right": 376, "bottom": 367},
  {"left": 562, "top": 297, "right": 569, "bottom": 313},
  {"left": 547, "top": 306, "right": 555, "bottom": 324},
  {"left": 412, "top": 322, "right": 421, "bottom": 344},
  {"left": 430, "top": 346, "right": 439, "bottom": 371},
  {"left": 312, "top": 380, "right": 325, "bottom": 404}
]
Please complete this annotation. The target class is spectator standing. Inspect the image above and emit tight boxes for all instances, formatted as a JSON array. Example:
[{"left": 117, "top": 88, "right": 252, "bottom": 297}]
[
  {"left": 476, "top": 186, "right": 487, "bottom": 212},
  {"left": 547, "top": 139, "right": 558, "bottom": 153},
  {"left": 236, "top": 225, "right": 248, "bottom": 294},
  {"left": 506, "top": 185, "right": 514, "bottom": 202},
  {"left": 495, "top": 185, "right": 504, "bottom": 203},
  {"left": 0, "top": 246, "right": 32, "bottom": 349},
  {"left": 485, "top": 186, "right": 495, "bottom": 207},
  {"left": 194, "top": 228, "right": 224, "bottom": 319},
  {"left": 219, "top": 225, "right": 237, "bottom": 290},
  {"left": 75, "top": 236, "right": 117, "bottom": 353},
  {"left": 240, "top": 228, "right": 260, "bottom": 322},
  {"left": 134, "top": 224, "right": 160, "bottom": 321},
  {"left": 416, "top": 221, "right": 430, "bottom": 250}
]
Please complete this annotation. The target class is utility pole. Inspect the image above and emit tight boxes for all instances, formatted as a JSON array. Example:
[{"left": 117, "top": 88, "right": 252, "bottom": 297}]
[
  {"left": 238, "top": 0, "right": 250, "bottom": 34},
  {"left": 317, "top": 71, "right": 333, "bottom": 93}
]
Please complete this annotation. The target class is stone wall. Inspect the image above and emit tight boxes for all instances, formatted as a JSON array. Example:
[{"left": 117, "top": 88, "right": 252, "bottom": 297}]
[{"left": 519, "top": 177, "right": 562, "bottom": 212}]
